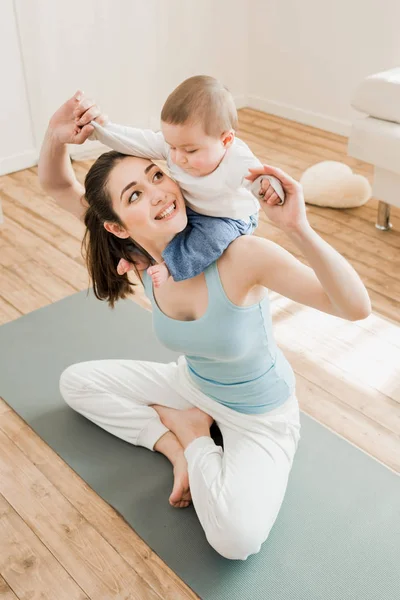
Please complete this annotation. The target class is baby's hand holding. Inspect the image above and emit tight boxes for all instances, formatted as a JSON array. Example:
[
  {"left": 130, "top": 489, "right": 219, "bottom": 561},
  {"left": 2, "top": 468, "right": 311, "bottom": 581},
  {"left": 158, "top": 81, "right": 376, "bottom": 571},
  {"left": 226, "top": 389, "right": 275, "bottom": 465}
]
[
  {"left": 250, "top": 175, "right": 285, "bottom": 206},
  {"left": 246, "top": 164, "right": 309, "bottom": 233},
  {"left": 73, "top": 92, "right": 108, "bottom": 131}
]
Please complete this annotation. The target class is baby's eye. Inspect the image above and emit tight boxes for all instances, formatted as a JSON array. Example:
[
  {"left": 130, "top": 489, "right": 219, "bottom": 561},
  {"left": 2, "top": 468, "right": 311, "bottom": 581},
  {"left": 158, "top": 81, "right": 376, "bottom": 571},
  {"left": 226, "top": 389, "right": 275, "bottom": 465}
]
[
  {"left": 153, "top": 170, "right": 164, "bottom": 181},
  {"left": 187, "top": 149, "right": 197, "bottom": 154},
  {"left": 128, "top": 190, "right": 141, "bottom": 203}
]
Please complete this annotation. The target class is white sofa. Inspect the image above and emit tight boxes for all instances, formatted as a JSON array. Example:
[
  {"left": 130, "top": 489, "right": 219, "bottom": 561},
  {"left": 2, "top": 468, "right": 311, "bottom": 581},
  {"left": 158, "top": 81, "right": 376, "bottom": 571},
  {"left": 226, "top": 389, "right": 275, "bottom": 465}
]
[{"left": 348, "top": 68, "right": 400, "bottom": 230}]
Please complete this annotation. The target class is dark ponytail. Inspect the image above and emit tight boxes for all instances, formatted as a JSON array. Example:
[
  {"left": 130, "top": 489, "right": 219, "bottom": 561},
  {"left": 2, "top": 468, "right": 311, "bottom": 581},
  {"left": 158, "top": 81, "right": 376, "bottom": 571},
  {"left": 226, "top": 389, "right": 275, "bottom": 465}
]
[{"left": 82, "top": 151, "right": 153, "bottom": 308}]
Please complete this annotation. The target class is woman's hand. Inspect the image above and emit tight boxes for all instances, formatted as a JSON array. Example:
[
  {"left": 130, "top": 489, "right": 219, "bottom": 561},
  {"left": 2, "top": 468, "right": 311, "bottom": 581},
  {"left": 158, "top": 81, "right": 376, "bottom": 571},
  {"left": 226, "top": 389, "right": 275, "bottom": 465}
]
[
  {"left": 246, "top": 164, "right": 309, "bottom": 233},
  {"left": 48, "top": 90, "right": 107, "bottom": 146}
]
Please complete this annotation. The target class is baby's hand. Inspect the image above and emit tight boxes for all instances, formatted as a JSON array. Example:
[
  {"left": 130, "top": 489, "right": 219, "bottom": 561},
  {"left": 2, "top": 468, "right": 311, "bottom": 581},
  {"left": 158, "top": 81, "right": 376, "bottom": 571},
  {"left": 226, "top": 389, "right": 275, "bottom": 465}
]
[
  {"left": 147, "top": 262, "right": 170, "bottom": 288},
  {"left": 250, "top": 175, "right": 285, "bottom": 206},
  {"left": 74, "top": 92, "right": 108, "bottom": 130}
]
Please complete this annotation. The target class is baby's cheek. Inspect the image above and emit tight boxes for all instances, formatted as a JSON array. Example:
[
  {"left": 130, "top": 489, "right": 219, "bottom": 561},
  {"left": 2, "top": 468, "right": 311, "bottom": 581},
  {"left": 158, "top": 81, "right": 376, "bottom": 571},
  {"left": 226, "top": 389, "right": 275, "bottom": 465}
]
[
  {"left": 194, "top": 152, "right": 216, "bottom": 170},
  {"left": 191, "top": 156, "right": 205, "bottom": 168}
]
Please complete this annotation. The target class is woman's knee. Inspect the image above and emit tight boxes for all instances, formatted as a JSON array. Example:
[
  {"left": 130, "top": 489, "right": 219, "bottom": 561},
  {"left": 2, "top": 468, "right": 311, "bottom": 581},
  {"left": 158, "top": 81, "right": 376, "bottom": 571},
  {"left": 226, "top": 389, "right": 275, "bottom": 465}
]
[
  {"left": 59, "top": 363, "right": 90, "bottom": 411},
  {"left": 206, "top": 514, "right": 272, "bottom": 561}
]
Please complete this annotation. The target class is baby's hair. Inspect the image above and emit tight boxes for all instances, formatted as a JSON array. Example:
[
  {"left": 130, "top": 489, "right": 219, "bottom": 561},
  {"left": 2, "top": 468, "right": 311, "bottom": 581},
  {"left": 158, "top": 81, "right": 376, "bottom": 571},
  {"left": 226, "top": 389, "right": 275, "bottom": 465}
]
[{"left": 161, "top": 75, "right": 238, "bottom": 138}]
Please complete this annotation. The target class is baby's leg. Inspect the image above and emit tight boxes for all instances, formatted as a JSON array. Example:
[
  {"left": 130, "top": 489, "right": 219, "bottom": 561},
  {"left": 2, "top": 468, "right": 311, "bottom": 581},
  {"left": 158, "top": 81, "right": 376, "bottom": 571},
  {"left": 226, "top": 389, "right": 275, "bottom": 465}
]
[{"left": 162, "top": 208, "right": 253, "bottom": 282}]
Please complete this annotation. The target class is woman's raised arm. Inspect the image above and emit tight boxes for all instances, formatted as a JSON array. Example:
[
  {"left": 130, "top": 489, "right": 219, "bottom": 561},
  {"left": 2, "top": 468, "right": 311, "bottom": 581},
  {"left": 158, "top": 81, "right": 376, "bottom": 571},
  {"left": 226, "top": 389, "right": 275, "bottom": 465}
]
[
  {"left": 234, "top": 165, "right": 372, "bottom": 321},
  {"left": 38, "top": 91, "right": 103, "bottom": 220}
]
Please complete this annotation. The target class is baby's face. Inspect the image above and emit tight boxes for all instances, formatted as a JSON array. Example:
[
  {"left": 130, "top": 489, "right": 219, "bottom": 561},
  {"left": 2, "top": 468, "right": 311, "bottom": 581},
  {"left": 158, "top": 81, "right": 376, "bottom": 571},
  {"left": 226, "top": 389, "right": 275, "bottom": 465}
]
[{"left": 162, "top": 121, "right": 231, "bottom": 177}]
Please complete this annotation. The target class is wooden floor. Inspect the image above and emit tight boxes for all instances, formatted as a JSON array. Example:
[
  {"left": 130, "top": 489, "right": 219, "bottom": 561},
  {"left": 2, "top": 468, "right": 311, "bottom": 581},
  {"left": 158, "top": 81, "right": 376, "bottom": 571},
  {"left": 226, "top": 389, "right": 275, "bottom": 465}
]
[{"left": 0, "top": 108, "right": 399, "bottom": 599}]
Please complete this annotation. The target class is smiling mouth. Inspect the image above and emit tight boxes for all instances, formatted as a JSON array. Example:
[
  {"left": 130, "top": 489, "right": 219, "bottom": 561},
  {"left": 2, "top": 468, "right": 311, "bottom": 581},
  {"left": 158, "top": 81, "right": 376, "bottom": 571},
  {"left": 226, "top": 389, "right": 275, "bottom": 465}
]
[{"left": 155, "top": 202, "right": 177, "bottom": 220}]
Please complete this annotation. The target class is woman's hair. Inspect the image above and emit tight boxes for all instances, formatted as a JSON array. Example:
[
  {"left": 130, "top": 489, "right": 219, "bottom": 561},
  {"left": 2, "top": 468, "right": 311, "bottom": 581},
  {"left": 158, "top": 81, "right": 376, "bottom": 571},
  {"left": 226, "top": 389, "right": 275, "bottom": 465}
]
[
  {"left": 82, "top": 151, "right": 153, "bottom": 308},
  {"left": 161, "top": 75, "right": 238, "bottom": 137}
]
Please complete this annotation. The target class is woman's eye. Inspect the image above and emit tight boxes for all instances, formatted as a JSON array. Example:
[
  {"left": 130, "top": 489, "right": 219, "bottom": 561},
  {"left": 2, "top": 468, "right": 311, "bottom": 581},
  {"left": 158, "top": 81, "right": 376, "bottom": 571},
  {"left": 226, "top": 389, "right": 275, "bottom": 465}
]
[
  {"left": 153, "top": 170, "right": 164, "bottom": 181},
  {"left": 128, "top": 190, "right": 140, "bottom": 203}
]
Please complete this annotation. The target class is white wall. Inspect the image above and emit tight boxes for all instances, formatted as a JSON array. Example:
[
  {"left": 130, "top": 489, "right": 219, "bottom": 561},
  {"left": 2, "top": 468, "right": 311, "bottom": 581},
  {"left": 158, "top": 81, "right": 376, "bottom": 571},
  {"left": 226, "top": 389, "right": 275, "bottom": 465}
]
[
  {"left": 13, "top": 0, "right": 248, "bottom": 160},
  {"left": 0, "top": 0, "right": 36, "bottom": 175},
  {"left": 248, "top": 0, "right": 400, "bottom": 135},
  {"left": 3, "top": 0, "right": 400, "bottom": 174}
]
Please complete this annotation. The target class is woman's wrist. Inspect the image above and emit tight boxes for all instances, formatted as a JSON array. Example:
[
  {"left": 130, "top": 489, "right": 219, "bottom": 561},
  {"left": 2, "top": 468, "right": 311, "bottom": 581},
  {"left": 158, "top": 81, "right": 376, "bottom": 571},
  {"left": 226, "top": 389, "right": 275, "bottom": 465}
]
[
  {"left": 44, "top": 125, "right": 64, "bottom": 147},
  {"left": 283, "top": 219, "right": 314, "bottom": 241}
]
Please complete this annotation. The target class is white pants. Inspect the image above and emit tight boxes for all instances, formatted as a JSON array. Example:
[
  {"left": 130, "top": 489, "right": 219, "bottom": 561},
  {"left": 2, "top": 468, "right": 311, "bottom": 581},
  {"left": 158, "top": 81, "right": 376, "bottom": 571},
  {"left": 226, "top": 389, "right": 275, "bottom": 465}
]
[{"left": 60, "top": 356, "right": 301, "bottom": 560}]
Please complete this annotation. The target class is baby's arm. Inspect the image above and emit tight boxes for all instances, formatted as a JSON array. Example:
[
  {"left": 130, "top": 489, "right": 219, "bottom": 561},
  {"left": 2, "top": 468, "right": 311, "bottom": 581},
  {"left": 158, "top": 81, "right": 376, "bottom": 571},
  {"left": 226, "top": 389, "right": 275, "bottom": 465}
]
[
  {"left": 228, "top": 140, "right": 285, "bottom": 205},
  {"left": 90, "top": 119, "right": 168, "bottom": 160}
]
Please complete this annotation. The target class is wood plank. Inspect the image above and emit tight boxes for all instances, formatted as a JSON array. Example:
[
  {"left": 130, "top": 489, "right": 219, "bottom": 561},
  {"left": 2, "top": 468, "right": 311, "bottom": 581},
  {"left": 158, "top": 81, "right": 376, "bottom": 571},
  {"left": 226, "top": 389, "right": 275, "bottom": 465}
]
[
  {"left": 0, "top": 266, "right": 52, "bottom": 314},
  {"left": 305, "top": 220, "right": 400, "bottom": 284},
  {"left": 0, "top": 428, "right": 164, "bottom": 600},
  {"left": 257, "top": 213, "right": 400, "bottom": 304},
  {"left": 307, "top": 204, "right": 400, "bottom": 251},
  {"left": 0, "top": 399, "right": 198, "bottom": 600},
  {"left": 0, "top": 174, "right": 84, "bottom": 241},
  {"left": 238, "top": 122, "right": 372, "bottom": 177},
  {"left": 0, "top": 575, "right": 19, "bottom": 600},
  {"left": 0, "top": 247, "right": 77, "bottom": 303},
  {"left": 0, "top": 297, "right": 22, "bottom": 327},
  {"left": 0, "top": 494, "right": 89, "bottom": 600},
  {"left": 296, "top": 376, "right": 400, "bottom": 473},
  {"left": 273, "top": 311, "right": 400, "bottom": 434},
  {"left": 241, "top": 108, "right": 348, "bottom": 144},
  {"left": 1, "top": 195, "right": 83, "bottom": 260},
  {"left": 0, "top": 218, "right": 88, "bottom": 290},
  {"left": 271, "top": 296, "right": 400, "bottom": 403}
]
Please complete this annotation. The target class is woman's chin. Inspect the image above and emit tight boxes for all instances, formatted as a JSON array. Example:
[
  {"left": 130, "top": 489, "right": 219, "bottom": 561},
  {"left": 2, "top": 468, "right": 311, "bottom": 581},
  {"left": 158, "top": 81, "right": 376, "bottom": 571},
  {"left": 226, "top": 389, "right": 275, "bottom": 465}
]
[{"left": 159, "top": 199, "right": 187, "bottom": 232}]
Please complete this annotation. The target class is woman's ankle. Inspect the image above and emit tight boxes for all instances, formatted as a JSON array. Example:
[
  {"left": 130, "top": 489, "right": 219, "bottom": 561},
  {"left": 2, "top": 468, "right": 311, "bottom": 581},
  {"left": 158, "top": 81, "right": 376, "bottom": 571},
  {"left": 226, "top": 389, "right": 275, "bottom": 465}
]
[{"left": 154, "top": 430, "right": 185, "bottom": 466}]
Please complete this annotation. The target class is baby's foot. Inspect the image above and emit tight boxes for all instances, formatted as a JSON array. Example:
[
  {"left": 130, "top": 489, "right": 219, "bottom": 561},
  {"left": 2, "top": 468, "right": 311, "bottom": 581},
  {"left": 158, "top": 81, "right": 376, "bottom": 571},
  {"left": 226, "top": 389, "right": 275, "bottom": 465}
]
[
  {"left": 147, "top": 262, "right": 170, "bottom": 288},
  {"left": 117, "top": 255, "right": 148, "bottom": 275}
]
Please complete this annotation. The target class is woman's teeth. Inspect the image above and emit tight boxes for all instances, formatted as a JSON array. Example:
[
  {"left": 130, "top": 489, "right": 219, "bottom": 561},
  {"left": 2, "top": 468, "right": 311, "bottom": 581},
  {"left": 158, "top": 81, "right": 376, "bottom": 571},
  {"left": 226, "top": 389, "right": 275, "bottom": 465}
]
[{"left": 156, "top": 202, "right": 176, "bottom": 220}]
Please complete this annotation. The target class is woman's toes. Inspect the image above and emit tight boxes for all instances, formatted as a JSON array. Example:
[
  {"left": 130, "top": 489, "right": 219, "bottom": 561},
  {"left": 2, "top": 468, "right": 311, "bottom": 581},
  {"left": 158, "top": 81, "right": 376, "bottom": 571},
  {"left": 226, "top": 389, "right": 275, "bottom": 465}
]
[{"left": 169, "top": 466, "right": 191, "bottom": 508}]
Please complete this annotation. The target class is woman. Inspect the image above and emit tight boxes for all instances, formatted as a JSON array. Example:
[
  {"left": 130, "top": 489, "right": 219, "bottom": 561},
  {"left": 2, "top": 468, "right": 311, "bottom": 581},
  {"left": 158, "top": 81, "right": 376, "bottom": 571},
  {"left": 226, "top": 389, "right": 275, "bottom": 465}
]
[{"left": 38, "top": 92, "right": 371, "bottom": 560}]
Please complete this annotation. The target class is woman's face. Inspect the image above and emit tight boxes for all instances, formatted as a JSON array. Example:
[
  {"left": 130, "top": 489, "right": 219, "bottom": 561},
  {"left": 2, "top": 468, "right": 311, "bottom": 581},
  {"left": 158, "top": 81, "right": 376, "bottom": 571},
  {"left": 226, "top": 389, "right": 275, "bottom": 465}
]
[{"left": 106, "top": 157, "right": 187, "bottom": 257}]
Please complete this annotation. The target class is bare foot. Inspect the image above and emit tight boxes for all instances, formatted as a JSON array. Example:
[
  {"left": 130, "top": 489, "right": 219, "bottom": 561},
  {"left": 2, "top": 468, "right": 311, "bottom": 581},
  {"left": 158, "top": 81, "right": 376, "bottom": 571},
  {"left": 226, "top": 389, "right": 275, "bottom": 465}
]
[
  {"left": 152, "top": 405, "right": 214, "bottom": 450},
  {"left": 147, "top": 262, "right": 170, "bottom": 288},
  {"left": 154, "top": 431, "right": 192, "bottom": 509},
  {"left": 169, "top": 453, "right": 191, "bottom": 508}
]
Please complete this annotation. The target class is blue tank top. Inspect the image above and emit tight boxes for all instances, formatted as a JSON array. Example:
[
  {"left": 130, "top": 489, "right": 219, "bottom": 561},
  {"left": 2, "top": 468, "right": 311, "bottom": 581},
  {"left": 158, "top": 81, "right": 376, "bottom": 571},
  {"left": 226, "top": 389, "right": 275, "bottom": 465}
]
[{"left": 142, "top": 262, "right": 295, "bottom": 414}]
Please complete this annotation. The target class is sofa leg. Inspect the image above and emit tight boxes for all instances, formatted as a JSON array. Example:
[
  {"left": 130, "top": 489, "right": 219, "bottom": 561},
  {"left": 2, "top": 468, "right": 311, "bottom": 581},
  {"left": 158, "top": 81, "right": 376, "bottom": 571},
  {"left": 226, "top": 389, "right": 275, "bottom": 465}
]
[{"left": 376, "top": 201, "right": 392, "bottom": 231}]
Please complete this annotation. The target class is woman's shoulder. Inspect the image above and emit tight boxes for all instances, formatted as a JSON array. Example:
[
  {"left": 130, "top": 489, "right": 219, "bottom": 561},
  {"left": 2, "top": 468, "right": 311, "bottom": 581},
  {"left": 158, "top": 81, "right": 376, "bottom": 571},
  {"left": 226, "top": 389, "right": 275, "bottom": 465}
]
[
  {"left": 217, "top": 236, "right": 273, "bottom": 299},
  {"left": 219, "top": 235, "right": 273, "bottom": 271}
]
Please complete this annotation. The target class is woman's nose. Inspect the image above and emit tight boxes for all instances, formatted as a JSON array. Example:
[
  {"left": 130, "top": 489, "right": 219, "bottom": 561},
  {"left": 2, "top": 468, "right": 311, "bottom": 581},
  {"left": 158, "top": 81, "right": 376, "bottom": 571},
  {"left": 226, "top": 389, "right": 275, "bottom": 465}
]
[{"left": 151, "top": 188, "right": 167, "bottom": 205}]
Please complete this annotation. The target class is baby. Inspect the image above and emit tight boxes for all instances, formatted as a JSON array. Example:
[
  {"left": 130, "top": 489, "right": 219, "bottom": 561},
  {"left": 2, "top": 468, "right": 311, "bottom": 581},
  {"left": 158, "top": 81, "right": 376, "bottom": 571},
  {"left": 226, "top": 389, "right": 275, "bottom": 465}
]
[{"left": 89, "top": 75, "right": 284, "bottom": 286}]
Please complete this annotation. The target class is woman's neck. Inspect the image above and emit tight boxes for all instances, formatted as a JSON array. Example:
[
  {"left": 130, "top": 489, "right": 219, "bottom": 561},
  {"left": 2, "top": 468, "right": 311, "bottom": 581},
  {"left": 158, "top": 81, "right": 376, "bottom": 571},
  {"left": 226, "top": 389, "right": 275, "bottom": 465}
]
[{"left": 139, "top": 236, "right": 172, "bottom": 265}]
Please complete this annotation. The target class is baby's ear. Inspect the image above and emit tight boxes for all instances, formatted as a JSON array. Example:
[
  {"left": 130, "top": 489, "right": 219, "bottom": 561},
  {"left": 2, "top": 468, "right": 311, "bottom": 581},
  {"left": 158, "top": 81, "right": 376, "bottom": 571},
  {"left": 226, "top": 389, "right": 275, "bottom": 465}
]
[{"left": 221, "top": 129, "right": 235, "bottom": 149}]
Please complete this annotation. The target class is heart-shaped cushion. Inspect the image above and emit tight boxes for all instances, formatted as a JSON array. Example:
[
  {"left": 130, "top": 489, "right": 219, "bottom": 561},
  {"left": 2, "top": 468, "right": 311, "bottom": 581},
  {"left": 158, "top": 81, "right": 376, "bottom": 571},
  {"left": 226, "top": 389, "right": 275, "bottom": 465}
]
[{"left": 300, "top": 161, "right": 371, "bottom": 208}]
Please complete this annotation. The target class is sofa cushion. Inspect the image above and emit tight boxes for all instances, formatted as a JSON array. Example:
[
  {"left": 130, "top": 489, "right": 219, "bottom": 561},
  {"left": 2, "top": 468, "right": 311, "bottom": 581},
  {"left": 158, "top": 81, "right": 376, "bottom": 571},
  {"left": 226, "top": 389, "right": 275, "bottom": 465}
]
[{"left": 352, "top": 68, "right": 400, "bottom": 124}]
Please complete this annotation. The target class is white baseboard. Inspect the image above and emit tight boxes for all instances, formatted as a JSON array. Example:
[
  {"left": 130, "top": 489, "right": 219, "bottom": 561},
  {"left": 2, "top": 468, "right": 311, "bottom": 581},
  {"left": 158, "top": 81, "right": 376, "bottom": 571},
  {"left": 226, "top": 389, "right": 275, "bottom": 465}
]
[
  {"left": 246, "top": 95, "right": 351, "bottom": 137},
  {"left": 234, "top": 94, "right": 248, "bottom": 109},
  {"left": 0, "top": 149, "right": 38, "bottom": 176}
]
